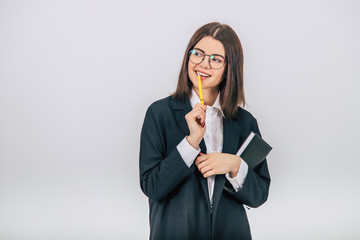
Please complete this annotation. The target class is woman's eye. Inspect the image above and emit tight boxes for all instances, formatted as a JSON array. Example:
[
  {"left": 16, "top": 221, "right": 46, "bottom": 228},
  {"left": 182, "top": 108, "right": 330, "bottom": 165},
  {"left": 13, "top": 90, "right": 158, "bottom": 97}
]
[
  {"left": 191, "top": 50, "right": 203, "bottom": 57},
  {"left": 211, "top": 56, "right": 223, "bottom": 63}
]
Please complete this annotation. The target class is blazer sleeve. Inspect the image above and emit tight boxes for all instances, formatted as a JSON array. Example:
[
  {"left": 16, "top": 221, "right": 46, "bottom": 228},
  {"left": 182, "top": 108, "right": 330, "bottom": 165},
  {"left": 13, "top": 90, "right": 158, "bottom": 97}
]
[
  {"left": 139, "top": 105, "right": 194, "bottom": 201},
  {"left": 224, "top": 118, "right": 271, "bottom": 208}
]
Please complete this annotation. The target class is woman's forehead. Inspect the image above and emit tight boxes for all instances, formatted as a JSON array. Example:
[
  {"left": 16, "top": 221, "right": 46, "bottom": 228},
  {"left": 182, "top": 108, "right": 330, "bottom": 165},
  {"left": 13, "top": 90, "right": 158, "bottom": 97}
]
[{"left": 194, "top": 36, "right": 225, "bottom": 56}]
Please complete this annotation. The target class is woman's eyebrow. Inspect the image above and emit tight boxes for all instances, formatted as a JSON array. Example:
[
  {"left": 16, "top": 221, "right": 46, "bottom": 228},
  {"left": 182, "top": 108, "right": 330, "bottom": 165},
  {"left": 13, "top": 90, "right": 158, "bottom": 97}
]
[
  {"left": 193, "top": 47, "right": 205, "bottom": 52},
  {"left": 193, "top": 47, "right": 225, "bottom": 58}
]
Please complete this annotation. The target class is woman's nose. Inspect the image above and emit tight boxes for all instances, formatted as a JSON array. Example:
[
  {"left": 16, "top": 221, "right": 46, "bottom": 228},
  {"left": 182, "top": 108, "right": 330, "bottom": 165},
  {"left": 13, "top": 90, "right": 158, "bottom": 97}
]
[{"left": 199, "top": 55, "right": 211, "bottom": 69}]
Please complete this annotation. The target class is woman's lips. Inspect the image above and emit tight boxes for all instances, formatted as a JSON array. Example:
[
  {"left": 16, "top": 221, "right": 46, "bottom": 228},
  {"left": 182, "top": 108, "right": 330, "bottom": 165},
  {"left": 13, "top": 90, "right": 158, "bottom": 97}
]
[
  {"left": 195, "top": 70, "right": 211, "bottom": 79},
  {"left": 199, "top": 75, "right": 208, "bottom": 80}
]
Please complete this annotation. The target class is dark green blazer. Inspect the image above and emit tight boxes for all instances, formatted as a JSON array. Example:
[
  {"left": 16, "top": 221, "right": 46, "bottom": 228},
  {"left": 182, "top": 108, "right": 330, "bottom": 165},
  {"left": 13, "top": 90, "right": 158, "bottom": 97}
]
[{"left": 139, "top": 96, "right": 270, "bottom": 240}]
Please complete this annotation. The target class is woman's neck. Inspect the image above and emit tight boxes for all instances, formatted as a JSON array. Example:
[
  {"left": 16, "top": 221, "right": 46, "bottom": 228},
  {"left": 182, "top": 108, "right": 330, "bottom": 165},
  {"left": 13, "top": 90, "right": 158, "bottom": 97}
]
[{"left": 194, "top": 87, "right": 219, "bottom": 106}]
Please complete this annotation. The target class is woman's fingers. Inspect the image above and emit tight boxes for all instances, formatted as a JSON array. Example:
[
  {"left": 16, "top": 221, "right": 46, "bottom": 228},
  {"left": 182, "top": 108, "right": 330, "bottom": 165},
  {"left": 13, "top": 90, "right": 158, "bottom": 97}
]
[
  {"left": 197, "top": 161, "right": 216, "bottom": 178},
  {"left": 194, "top": 103, "right": 206, "bottom": 111},
  {"left": 195, "top": 154, "right": 208, "bottom": 166},
  {"left": 195, "top": 153, "right": 240, "bottom": 178},
  {"left": 185, "top": 107, "right": 206, "bottom": 124},
  {"left": 193, "top": 104, "right": 206, "bottom": 125},
  {"left": 196, "top": 159, "right": 209, "bottom": 170},
  {"left": 199, "top": 165, "right": 212, "bottom": 175},
  {"left": 184, "top": 103, "right": 207, "bottom": 148},
  {"left": 203, "top": 170, "right": 216, "bottom": 178},
  {"left": 194, "top": 111, "right": 206, "bottom": 125},
  {"left": 195, "top": 155, "right": 216, "bottom": 177}
]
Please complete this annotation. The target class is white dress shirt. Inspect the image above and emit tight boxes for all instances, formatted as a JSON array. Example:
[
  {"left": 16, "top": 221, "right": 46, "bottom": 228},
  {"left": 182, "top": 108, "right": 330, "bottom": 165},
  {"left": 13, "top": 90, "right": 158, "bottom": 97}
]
[{"left": 177, "top": 89, "right": 248, "bottom": 205}]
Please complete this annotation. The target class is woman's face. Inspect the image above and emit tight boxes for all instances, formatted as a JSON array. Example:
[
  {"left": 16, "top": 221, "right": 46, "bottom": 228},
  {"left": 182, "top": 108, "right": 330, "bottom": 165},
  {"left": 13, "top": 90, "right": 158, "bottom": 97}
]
[{"left": 188, "top": 36, "right": 226, "bottom": 94}]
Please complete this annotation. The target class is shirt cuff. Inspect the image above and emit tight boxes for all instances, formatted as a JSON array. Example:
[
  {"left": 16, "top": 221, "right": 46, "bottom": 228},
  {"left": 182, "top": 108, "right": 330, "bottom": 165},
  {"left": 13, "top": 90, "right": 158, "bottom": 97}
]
[
  {"left": 225, "top": 160, "right": 249, "bottom": 191},
  {"left": 176, "top": 137, "right": 201, "bottom": 168}
]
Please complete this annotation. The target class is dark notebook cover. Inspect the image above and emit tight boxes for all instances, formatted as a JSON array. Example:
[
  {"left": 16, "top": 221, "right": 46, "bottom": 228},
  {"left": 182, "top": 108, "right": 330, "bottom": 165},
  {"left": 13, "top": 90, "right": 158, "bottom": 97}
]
[{"left": 236, "top": 132, "right": 272, "bottom": 169}]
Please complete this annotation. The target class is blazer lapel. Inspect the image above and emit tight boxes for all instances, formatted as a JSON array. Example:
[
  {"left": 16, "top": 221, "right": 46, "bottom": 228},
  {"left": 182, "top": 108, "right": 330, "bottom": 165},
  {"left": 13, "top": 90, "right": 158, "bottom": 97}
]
[
  {"left": 222, "top": 117, "right": 242, "bottom": 154},
  {"left": 212, "top": 117, "right": 242, "bottom": 215},
  {"left": 198, "top": 139, "right": 210, "bottom": 207},
  {"left": 173, "top": 101, "right": 191, "bottom": 137}
]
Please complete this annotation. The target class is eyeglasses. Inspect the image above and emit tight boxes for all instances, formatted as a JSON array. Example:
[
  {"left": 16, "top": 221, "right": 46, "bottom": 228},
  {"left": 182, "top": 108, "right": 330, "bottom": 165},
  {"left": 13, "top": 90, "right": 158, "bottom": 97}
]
[{"left": 188, "top": 48, "right": 226, "bottom": 69}]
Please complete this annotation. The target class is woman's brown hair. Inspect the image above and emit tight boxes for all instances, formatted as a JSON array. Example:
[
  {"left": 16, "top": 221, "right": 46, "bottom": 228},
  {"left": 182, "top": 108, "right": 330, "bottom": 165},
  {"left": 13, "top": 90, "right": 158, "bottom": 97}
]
[{"left": 172, "top": 22, "right": 245, "bottom": 119}]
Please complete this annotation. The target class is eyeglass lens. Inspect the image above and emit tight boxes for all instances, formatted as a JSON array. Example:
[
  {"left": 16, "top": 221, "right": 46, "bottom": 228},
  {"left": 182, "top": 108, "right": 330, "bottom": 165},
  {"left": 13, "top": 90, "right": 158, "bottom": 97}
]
[{"left": 189, "top": 49, "right": 225, "bottom": 69}]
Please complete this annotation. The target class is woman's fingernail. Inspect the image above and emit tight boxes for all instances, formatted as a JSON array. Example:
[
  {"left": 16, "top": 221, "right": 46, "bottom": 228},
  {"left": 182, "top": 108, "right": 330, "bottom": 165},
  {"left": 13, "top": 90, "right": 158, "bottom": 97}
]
[
  {"left": 201, "top": 122, "right": 205, "bottom": 127},
  {"left": 196, "top": 118, "right": 201, "bottom": 125}
]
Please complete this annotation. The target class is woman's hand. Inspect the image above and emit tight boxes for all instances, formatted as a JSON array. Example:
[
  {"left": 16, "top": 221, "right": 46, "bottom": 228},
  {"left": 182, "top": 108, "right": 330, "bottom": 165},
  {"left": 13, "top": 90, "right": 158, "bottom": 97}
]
[
  {"left": 185, "top": 103, "right": 207, "bottom": 149},
  {"left": 195, "top": 152, "right": 241, "bottom": 178}
]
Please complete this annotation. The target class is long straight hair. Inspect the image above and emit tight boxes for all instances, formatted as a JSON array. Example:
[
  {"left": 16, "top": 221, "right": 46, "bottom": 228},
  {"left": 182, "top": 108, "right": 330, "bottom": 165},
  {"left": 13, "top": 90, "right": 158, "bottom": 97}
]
[{"left": 172, "top": 22, "right": 245, "bottom": 119}]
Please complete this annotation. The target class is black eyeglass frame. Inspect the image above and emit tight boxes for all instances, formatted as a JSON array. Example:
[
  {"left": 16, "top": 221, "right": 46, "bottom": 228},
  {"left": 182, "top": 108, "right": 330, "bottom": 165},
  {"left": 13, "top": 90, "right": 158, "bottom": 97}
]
[{"left": 188, "top": 48, "right": 227, "bottom": 70}]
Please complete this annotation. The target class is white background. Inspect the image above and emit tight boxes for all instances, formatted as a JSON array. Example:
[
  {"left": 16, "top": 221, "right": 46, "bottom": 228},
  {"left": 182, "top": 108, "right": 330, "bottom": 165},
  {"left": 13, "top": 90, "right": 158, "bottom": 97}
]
[{"left": 1, "top": 0, "right": 359, "bottom": 239}]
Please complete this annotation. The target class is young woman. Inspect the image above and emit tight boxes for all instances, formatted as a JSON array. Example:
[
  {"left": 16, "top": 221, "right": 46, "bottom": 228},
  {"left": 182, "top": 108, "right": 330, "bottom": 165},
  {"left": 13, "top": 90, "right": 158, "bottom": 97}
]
[{"left": 139, "top": 22, "right": 270, "bottom": 240}]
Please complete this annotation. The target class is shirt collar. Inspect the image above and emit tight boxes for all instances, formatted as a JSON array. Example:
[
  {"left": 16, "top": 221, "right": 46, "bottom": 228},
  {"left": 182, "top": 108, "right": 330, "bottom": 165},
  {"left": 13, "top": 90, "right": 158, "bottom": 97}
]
[{"left": 190, "top": 88, "right": 225, "bottom": 117}]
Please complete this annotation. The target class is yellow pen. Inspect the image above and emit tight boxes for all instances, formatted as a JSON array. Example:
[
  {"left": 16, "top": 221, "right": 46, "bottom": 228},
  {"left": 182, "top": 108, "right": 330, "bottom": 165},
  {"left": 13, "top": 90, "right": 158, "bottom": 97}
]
[
  {"left": 196, "top": 73, "right": 205, "bottom": 128},
  {"left": 197, "top": 73, "right": 204, "bottom": 105}
]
